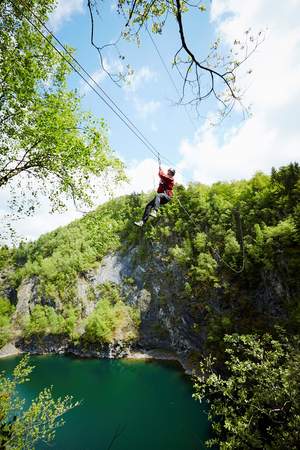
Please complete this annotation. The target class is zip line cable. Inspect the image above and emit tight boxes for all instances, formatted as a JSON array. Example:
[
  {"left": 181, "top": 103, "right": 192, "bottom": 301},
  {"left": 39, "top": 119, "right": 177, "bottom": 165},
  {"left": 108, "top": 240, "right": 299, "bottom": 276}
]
[
  {"left": 15, "top": 0, "right": 173, "bottom": 166},
  {"left": 146, "top": 27, "right": 198, "bottom": 133},
  {"left": 14, "top": 0, "right": 245, "bottom": 273}
]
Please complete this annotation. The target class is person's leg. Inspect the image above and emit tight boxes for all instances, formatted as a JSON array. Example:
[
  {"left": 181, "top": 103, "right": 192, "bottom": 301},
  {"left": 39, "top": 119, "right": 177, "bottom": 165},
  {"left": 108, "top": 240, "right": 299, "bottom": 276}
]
[
  {"left": 135, "top": 194, "right": 171, "bottom": 226},
  {"left": 154, "top": 193, "right": 170, "bottom": 210},
  {"left": 142, "top": 197, "right": 156, "bottom": 223}
]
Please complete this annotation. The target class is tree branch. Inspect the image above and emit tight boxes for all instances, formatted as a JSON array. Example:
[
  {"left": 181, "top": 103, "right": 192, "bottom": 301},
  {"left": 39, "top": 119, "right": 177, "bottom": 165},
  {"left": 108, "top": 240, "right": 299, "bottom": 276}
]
[
  {"left": 0, "top": 139, "right": 43, "bottom": 187},
  {"left": 174, "top": 0, "right": 236, "bottom": 100}
]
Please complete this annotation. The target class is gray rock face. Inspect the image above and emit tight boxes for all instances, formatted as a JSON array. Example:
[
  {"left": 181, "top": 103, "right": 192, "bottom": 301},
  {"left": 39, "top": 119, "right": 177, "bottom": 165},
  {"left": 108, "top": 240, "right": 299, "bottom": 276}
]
[
  {"left": 93, "top": 253, "right": 123, "bottom": 285},
  {"left": 86, "top": 249, "right": 146, "bottom": 289},
  {"left": 17, "top": 334, "right": 132, "bottom": 360},
  {"left": 10, "top": 244, "right": 195, "bottom": 360},
  {"left": 15, "top": 276, "right": 61, "bottom": 317},
  {"left": 15, "top": 278, "right": 37, "bottom": 317},
  {"left": 0, "top": 342, "right": 21, "bottom": 358},
  {"left": 135, "top": 289, "right": 152, "bottom": 313},
  {"left": 76, "top": 276, "right": 95, "bottom": 317}
]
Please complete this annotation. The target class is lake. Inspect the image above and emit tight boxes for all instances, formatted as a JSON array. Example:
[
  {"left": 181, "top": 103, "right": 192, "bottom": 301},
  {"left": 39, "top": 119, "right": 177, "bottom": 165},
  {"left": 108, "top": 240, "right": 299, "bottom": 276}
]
[{"left": 0, "top": 355, "right": 209, "bottom": 449}]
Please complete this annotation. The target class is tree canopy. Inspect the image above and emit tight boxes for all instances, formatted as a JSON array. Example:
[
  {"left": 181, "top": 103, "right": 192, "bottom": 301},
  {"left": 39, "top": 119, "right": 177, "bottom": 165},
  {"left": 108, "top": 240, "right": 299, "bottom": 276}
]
[{"left": 0, "top": 0, "right": 125, "bottom": 239}]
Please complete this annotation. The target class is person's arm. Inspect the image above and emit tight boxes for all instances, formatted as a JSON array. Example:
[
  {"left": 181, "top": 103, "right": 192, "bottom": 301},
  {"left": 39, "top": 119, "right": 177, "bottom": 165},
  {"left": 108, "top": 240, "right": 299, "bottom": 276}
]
[{"left": 159, "top": 168, "right": 172, "bottom": 182}]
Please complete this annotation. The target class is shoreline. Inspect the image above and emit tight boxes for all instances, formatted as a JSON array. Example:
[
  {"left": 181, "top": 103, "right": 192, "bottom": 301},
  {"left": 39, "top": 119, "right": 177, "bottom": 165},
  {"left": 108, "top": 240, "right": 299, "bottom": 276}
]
[
  {"left": 0, "top": 343, "right": 22, "bottom": 359},
  {"left": 126, "top": 349, "right": 193, "bottom": 374},
  {"left": 0, "top": 343, "right": 194, "bottom": 375}
]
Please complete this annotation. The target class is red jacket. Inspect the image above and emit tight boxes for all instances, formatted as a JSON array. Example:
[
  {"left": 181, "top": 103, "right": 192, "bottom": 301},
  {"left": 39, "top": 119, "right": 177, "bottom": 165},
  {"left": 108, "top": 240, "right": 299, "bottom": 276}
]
[{"left": 157, "top": 168, "right": 174, "bottom": 197}]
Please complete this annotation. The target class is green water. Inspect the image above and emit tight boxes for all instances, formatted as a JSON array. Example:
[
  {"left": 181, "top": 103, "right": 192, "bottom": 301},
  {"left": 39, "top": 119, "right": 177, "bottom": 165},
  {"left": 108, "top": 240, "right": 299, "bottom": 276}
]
[{"left": 0, "top": 355, "right": 209, "bottom": 449}]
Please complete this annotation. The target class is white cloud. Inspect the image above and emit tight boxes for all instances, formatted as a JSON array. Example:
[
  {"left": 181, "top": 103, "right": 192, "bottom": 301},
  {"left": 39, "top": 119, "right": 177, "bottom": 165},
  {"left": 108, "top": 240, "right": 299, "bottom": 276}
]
[
  {"left": 0, "top": 190, "right": 83, "bottom": 244},
  {"left": 80, "top": 62, "right": 108, "bottom": 94},
  {"left": 80, "top": 58, "right": 124, "bottom": 94},
  {"left": 48, "top": 0, "right": 84, "bottom": 31},
  {"left": 117, "top": 158, "right": 160, "bottom": 195},
  {"left": 117, "top": 158, "right": 184, "bottom": 195},
  {"left": 178, "top": 114, "right": 299, "bottom": 184},
  {"left": 125, "top": 66, "right": 157, "bottom": 93},
  {"left": 178, "top": 0, "right": 300, "bottom": 183},
  {"left": 0, "top": 170, "right": 109, "bottom": 244},
  {"left": 123, "top": 66, "right": 160, "bottom": 118},
  {"left": 134, "top": 98, "right": 161, "bottom": 118},
  {"left": 6, "top": 208, "right": 82, "bottom": 243},
  {"left": 81, "top": 63, "right": 156, "bottom": 97}
]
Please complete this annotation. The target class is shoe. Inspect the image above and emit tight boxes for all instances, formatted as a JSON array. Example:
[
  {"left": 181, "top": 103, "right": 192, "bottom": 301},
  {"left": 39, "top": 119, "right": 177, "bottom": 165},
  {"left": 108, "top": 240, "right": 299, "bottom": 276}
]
[
  {"left": 134, "top": 220, "right": 144, "bottom": 227},
  {"left": 149, "top": 210, "right": 157, "bottom": 218}
]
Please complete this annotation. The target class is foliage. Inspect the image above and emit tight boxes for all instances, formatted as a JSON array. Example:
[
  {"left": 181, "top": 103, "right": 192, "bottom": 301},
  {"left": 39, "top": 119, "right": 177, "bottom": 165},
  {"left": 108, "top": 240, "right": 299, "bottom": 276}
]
[
  {"left": 191, "top": 252, "right": 218, "bottom": 286},
  {"left": 0, "top": 355, "right": 78, "bottom": 449},
  {"left": 137, "top": 163, "right": 299, "bottom": 327},
  {"left": 0, "top": 297, "right": 15, "bottom": 348},
  {"left": 24, "top": 305, "right": 65, "bottom": 338},
  {"left": 169, "top": 239, "right": 192, "bottom": 265},
  {"left": 83, "top": 284, "right": 140, "bottom": 344},
  {"left": 62, "top": 305, "right": 80, "bottom": 338},
  {"left": 0, "top": 0, "right": 125, "bottom": 241},
  {"left": 193, "top": 332, "right": 300, "bottom": 449},
  {"left": 23, "top": 303, "right": 80, "bottom": 339},
  {"left": 0, "top": 247, "right": 13, "bottom": 271}
]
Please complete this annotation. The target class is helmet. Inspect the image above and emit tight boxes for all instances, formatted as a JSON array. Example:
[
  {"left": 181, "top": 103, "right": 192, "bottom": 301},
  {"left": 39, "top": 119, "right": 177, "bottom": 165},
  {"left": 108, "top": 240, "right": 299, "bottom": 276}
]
[{"left": 168, "top": 168, "right": 176, "bottom": 176}]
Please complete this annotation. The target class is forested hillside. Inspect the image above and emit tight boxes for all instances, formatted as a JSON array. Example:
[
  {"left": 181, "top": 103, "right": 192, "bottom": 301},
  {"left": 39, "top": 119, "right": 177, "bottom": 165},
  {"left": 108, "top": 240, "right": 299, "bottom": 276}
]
[
  {"left": 1, "top": 162, "right": 299, "bottom": 348},
  {"left": 1, "top": 162, "right": 299, "bottom": 448}
]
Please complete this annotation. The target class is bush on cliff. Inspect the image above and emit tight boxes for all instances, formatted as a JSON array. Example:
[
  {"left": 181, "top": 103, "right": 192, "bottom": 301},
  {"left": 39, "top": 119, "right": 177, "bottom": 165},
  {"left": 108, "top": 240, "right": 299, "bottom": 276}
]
[
  {"left": 23, "top": 304, "right": 79, "bottom": 340},
  {"left": 83, "top": 284, "right": 140, "bottom": 345},
  {"left": 0, "top": 298, "right": 15, "bottom": 348}
]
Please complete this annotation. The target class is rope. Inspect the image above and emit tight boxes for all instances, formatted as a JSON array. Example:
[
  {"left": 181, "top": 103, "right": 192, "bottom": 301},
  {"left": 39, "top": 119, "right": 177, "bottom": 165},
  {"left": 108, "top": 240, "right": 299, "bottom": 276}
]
[{"left": 13, "top": 0, "right": 178, "bottom": 216}]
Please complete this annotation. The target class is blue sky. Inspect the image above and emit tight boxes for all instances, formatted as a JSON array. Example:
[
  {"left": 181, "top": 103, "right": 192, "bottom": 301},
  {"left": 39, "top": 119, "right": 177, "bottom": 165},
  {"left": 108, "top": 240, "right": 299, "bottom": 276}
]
[
  {"left": 2, "top": 0, "right": 300, "bottom": 242},
  {"left": 52, "top": 1, "right": 216, "bottom": 167}
]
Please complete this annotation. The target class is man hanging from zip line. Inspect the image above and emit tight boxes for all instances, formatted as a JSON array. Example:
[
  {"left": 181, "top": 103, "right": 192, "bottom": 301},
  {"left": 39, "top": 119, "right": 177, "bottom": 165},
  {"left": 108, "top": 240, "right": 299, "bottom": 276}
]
[{"left": 134, "top": 163, "right": 176, "bottom": 227}]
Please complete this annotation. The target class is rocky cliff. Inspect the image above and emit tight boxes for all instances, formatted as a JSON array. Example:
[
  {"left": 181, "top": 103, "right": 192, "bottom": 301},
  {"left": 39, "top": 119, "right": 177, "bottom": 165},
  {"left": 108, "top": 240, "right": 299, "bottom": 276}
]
[
  {"left": 2, "top": 238, "right": 296, "bottom": 374},
  {"left": 4, "top": 243, "right": 199, "bottom": 367}
]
